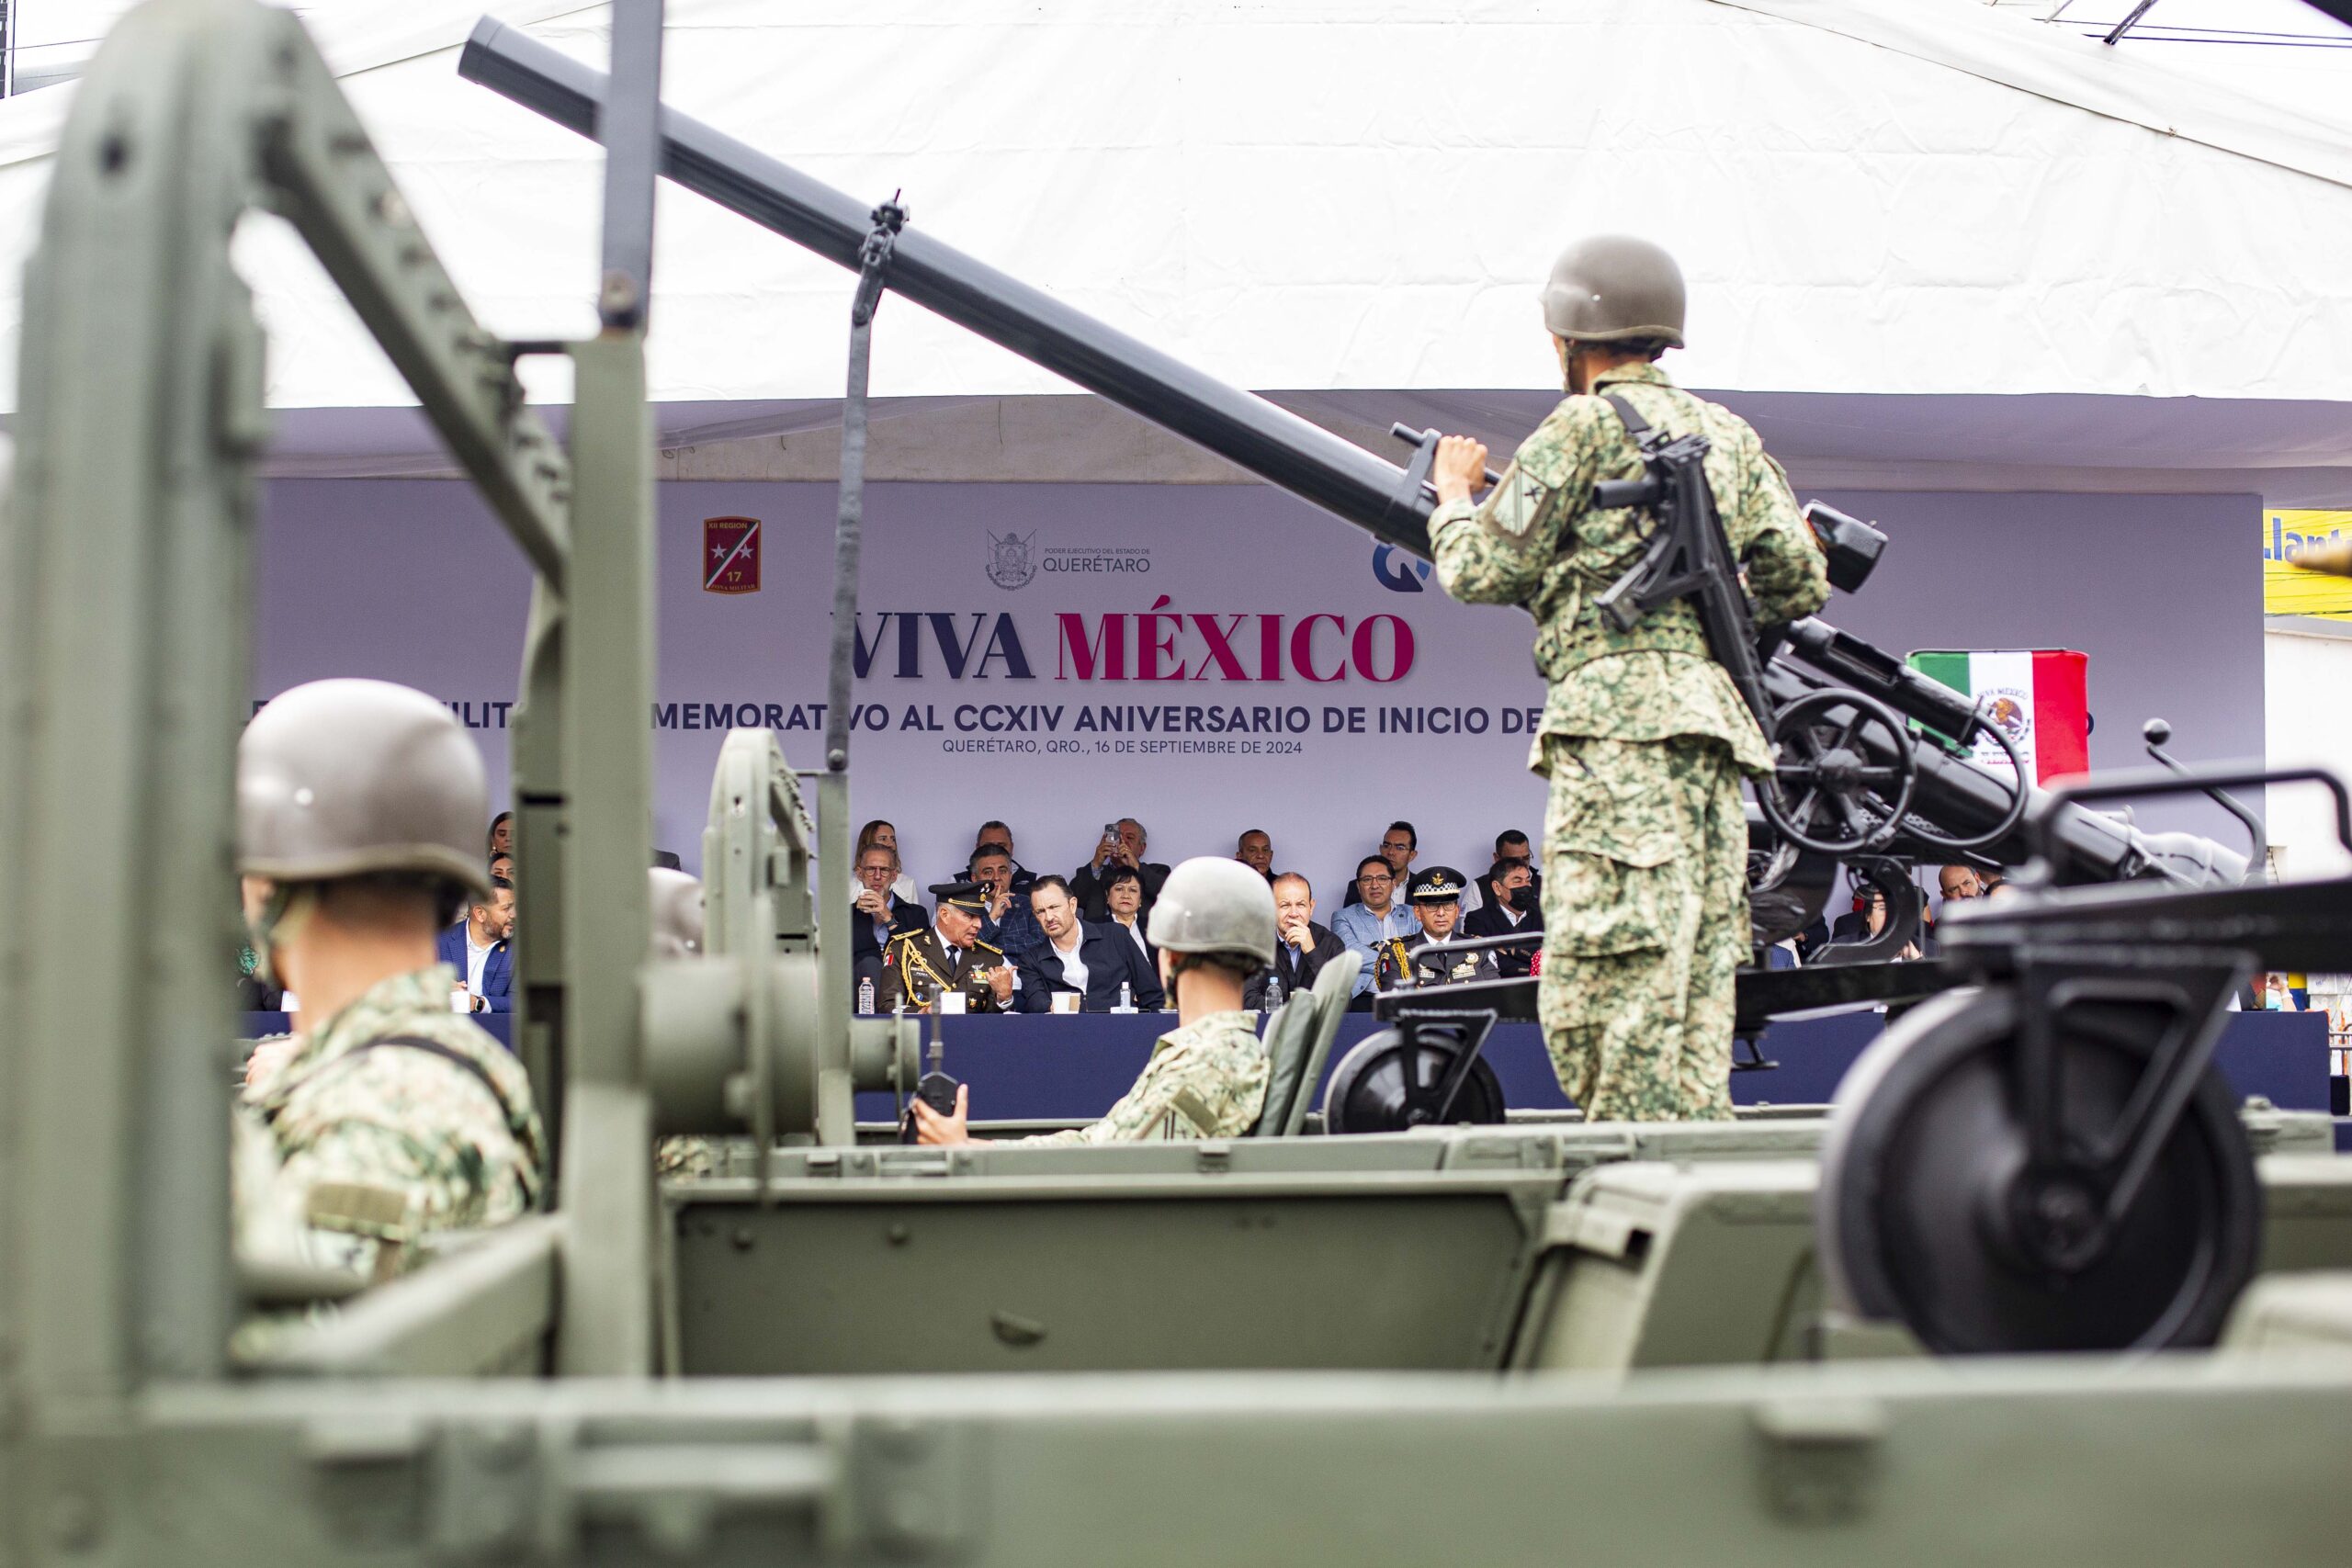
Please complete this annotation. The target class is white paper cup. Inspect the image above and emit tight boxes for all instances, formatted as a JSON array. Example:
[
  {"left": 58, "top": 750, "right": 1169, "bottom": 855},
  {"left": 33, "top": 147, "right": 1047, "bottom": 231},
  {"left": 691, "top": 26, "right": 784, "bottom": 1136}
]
[
  {"left": 938, "top": 991, "right": 967, "bottom": 1016},
  {"left": 1051, "top": 991, "right": 1081, "bottom": 1014},
  {"left": 450, "top": 988, "right": 470, "bottom": 1014}
]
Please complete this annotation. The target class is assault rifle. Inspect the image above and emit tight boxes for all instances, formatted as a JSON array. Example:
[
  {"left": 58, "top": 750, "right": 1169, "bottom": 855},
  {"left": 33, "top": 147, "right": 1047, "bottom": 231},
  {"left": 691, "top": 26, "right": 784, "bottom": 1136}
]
[{"left": 1587, "top": 400, "right": 1777, "bottom": 731}]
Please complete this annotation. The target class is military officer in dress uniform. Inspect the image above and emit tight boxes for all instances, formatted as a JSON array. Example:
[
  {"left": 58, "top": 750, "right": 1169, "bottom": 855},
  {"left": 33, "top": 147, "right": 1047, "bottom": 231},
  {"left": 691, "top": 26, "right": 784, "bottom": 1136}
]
[
  {"left": 1374, "top": 866, "right": 1501, "bottom": 991},
  {"left": 879, "top": 880, "right": 1018, "bottom": 1013}
]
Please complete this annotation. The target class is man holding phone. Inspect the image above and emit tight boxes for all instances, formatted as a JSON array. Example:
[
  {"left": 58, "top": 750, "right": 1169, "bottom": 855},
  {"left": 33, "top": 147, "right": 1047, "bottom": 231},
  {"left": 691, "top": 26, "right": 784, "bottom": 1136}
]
[{"left": 1070, "top": 816, "right": 1171, "bottom": 922}]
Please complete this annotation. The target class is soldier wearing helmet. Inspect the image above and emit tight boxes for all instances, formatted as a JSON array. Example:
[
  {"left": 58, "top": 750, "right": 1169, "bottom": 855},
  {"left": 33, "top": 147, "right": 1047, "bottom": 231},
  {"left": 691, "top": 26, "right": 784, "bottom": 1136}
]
[
  {"left": 1420, "top": 236, "right": 1829, "bottom": 1122},
  {"left": 235, "top": 679, "right": 544, "bottom": 1282},
  {"left": 913, "top": 857, "right": 1274, "bottom": 1145}
]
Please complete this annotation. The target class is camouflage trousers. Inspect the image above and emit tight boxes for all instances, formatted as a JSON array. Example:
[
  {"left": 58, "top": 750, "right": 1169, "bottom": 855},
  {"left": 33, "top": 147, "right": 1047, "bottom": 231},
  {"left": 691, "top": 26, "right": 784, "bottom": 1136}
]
[{"left": 1537, "top": 733, "right": 1746, "bottom": 1122}]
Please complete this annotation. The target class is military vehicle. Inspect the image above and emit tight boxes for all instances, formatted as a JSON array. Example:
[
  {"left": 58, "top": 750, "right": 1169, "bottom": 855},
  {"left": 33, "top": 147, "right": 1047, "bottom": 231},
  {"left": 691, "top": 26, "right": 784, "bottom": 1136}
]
[{"left": 7, "top": 3, "right": 2352, "bottom": 1562}]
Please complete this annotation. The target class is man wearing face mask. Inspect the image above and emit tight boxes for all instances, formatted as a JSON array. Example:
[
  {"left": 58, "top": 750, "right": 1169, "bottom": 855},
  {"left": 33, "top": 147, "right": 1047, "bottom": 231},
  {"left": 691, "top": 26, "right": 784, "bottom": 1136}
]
[
  {"left": 1462, "top": 856, "right": 1543, "bottom": 977},
  {"left": 1421, "top": 235, "right": 1827, "bottom": 1122}
]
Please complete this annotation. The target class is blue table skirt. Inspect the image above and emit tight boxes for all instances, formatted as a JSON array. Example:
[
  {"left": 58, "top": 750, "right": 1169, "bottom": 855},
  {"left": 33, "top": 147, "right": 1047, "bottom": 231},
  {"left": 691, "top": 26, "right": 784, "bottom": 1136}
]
[{"left": 239, "top": 1007, "right": 2329, "bottom": 1123}]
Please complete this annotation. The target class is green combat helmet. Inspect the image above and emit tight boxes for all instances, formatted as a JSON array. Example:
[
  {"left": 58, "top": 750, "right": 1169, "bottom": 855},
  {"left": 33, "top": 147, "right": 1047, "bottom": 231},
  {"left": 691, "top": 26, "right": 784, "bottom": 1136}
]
[
  {"left": 1148, "top": 856, "right": 1279, "bottom": 968},
  {"left": 1537, "top": 233, "right": 1687, "bottom": 348},
  {"left": 649, "top": 867, "right": 705, "bottom": 959},
  {"left": 239, "top": 677, "right": 491, "bottom": 898}
]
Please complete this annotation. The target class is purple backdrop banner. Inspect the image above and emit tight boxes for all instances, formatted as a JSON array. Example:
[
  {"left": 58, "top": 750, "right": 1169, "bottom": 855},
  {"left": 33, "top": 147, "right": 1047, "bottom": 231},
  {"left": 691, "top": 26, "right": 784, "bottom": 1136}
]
[{"left": 255, "top": 479, "right": 2259, "bottom": 897}]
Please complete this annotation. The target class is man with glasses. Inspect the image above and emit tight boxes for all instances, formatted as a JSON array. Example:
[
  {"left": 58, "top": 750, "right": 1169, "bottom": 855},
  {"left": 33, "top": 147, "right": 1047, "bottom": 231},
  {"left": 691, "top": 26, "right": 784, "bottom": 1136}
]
[
  {"left": 1332, "top": 854, "right": 1419, "bottom": 1010},
  {"left": 1341, "top": 820, "right": 1421, "bottom": 908}
]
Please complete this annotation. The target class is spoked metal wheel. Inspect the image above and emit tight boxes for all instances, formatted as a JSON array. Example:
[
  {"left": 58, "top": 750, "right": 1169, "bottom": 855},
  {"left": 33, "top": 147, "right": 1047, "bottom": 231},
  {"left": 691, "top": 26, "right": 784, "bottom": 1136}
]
[
  {"left": 1818, "top": 987, "right": 2259, "bottom": 1354},
  {"left": 1759, "top": 689, "right": 1919, "bottom": 856},
  {"left": 1323, "top": 1026, "right": 1508, "bottom": 1134}
]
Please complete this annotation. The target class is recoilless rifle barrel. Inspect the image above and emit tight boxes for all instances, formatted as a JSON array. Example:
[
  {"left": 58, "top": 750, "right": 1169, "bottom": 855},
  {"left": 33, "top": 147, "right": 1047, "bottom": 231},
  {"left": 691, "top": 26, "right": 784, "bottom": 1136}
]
[{"left": 458, "top": 19, "right": 1444, "bottom": 558}]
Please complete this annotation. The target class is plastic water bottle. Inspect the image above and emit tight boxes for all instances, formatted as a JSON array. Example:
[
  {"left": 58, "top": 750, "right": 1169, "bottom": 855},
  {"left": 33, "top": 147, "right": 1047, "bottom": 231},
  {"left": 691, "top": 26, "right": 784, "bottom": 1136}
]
[
  {"left": 1117, "top": 980, "right": 1133, "bottom": 1012},
  {"left": 1263, "top": 975, "right": 1284, "bottom": 1012},
  {"left": 857, "top": 976, "right": 876, "bottom": 1015}
]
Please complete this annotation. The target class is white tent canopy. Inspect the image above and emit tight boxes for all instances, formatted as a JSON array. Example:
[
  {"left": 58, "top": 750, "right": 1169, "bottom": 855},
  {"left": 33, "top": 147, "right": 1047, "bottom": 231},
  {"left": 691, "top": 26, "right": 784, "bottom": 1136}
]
[{"left": 5, "top": 0, "right": 2352, "bottom": 496}]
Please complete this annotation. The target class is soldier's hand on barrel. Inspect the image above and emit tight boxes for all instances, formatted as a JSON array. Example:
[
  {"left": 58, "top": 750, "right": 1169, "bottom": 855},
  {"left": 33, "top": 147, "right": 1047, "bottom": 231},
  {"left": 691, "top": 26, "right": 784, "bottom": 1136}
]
[
  {"left": 913, "top": 1083, "right": 972, "bottom": 1145},
  {"left": 1431, "top": 435, "right": 1489, "bottom": 504}
]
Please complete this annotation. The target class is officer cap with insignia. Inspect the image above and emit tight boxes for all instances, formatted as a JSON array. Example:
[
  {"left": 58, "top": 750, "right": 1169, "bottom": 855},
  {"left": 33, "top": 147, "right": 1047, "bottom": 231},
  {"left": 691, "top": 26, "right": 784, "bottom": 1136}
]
[
  {"left": 929, "top": 879, "right": 989, "bottom": 915},
  {"left": 1407, "top": 866, "right": 1467, "bottom": 904}
]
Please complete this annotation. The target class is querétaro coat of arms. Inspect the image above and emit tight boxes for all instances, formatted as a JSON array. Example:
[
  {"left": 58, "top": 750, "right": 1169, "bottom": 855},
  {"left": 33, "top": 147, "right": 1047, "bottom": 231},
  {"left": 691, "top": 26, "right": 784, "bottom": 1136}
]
[{"left": 986, "top": 529, "right": 1038, "bottom": 590}]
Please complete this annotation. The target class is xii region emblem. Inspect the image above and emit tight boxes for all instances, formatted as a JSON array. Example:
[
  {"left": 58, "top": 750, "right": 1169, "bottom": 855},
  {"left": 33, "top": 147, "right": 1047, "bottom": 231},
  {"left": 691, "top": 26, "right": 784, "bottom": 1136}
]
[{"left": 704, "top": 516, "right": 762, "bottom": 594}]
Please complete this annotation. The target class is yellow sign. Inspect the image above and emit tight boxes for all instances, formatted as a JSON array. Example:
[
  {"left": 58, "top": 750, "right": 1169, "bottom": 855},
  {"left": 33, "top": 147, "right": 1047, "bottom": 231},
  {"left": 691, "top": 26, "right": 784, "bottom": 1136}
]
[{"left": 2265, "top": 511, "right": 2352, "bottom": 621}]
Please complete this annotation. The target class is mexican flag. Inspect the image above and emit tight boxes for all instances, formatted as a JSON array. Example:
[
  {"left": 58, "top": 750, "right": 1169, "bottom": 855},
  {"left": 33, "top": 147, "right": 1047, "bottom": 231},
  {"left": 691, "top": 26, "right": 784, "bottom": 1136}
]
[{"left": 1906, "top": 649, "right": 2090, "bottom": 784}]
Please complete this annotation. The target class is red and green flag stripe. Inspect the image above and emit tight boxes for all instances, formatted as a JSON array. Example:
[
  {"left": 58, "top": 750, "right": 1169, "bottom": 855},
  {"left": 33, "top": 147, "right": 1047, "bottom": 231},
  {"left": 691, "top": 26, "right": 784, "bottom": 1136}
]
[{"left": 1906, "top": 649, "right": 2089, "bottom": 784}]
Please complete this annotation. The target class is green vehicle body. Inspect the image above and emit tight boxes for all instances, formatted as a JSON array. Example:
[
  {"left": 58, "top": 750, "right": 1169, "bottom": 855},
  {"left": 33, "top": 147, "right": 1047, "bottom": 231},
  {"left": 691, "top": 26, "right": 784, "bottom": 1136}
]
[{"left": 6, "top": 6, "right": 2352, "bottom": 1564}]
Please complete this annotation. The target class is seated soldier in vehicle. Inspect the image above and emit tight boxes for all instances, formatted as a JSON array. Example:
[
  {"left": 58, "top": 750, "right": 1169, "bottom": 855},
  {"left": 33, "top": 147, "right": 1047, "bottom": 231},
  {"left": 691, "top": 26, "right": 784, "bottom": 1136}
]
[
  {"left": 913, "top": 857, "right": 1274, "bottom": 1145},
  {"left": 233, "top": 679, "right": 544, "bottom": 1289}
]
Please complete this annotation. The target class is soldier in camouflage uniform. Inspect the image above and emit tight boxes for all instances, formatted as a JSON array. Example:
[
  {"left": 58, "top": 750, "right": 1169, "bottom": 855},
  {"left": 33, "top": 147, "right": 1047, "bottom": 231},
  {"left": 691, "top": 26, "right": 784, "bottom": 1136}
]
[
  {"left": 1424, "top": 236, "right": 1828, "bottom": 1122},
  {"left": 234, "top": 679, "right": 545, "bottom": 1284},
  {"left": 913, "top": 857, "right": 1273, "bottom": 1145}
]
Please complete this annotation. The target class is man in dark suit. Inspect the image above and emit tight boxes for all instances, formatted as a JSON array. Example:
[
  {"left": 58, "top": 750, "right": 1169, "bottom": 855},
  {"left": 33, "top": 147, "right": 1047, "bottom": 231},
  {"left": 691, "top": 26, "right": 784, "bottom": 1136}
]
[
  {"left": 435, "top": 875, "right": 515, "bottom": 1014},
  {"left": 1245, "top": 872, "right": 1347, "bottom": 1008},
  {"left": 972, "top": 820, "right": 1036, "bottom": 898},
  {"left": 1462, "top": 856, "right": 1543, "bottom": 977},
  {"left": 851, "top": 840, "right": 929, "bottom": 982},
  {"left": 1470, "top": 829, "right": 1542, "bottom": 915},
  {"left": 1013, "top": 875, "right": 1164, "bottom": 1012},
  {"left": 1070, "top": 817, "right": 1171, "bottom": 921},
  {"left": 1826, "top": 885, "right": 1931, "bottom": 959}
]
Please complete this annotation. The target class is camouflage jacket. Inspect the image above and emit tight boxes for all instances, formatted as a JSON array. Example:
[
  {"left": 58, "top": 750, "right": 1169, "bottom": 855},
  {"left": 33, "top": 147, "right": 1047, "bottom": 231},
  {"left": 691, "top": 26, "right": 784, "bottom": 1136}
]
[
  {"left": 1020, "top": 1010, "right": 1267, "bottom": 1145},
  {"left": 1430, "top": 362, "right": 1828, "bottom": 777},
  {"left": 243, "top": 964, "right": 545, "bottom": 1269}
]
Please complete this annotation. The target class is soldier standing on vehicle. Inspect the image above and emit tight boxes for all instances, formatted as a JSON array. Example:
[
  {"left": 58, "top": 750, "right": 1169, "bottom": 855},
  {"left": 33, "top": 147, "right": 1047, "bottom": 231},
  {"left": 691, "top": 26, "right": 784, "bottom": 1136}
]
[
  {"left": 914, "top": 857, "right": 1274, "bottom": 1145},
  {"left": 235, "top": 679, "right": 544, "bottom": 1282},
  {"left": 1422, "top": 236, "right": 1828, "bottom": 1122}
]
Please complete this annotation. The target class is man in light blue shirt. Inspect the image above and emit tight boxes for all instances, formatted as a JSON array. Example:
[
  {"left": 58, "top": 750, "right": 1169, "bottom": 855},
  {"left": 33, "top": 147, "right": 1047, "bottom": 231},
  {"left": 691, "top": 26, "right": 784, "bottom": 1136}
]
[{"left": 1329, "top": 854, "right": 1420, "bottom": 1007}]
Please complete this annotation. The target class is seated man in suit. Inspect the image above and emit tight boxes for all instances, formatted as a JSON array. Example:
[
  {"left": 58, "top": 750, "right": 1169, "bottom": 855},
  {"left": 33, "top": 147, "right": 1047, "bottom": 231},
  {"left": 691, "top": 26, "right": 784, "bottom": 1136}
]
[
  {"left": 1462, "top": 855, "right": 1543, "bottom": 977},
  {"left": 850, "top": 840, "right": 929, "bottom": 983},
  {"left": 971, "top": 843, "right": 1044, "bottom": 959},
  {"left": 1244, "top": 872, "right": 1346, "bottom": 1008},
  {"left": 1070, "top": 817, "right": 1172, "bottom": 920},
  {"left": 1466, "top": 829, "right": 1540, "bottom": 915},
  {"left": 435, "top": 874, "right": 515, "bottom": 1015},
  {"left": 1014, "top": 874, "right": 1164, "bottom": 1012}
]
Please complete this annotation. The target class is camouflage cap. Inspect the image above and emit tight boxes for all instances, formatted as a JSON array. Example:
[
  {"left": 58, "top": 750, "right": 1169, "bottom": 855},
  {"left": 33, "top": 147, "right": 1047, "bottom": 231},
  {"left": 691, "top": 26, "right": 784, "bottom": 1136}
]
[
  {"left": 1537, "top": 234, "right": 1686, "bottom": 348},
  {"left": 239, "top": 679, "right": 490, "bottom": 897},
  {"left": 1148, "top": 856, "right": 1277, "bottom": 966},
  {"left": 649, "top": 868, "right": 704, "bottom": 959}
]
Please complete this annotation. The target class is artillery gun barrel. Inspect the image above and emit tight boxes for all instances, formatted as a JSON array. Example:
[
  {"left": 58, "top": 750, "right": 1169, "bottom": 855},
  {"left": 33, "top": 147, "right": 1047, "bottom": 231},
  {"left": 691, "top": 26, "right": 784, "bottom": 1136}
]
[{"left": 458, "top": 20, "right": 1439, "bottom": 558}]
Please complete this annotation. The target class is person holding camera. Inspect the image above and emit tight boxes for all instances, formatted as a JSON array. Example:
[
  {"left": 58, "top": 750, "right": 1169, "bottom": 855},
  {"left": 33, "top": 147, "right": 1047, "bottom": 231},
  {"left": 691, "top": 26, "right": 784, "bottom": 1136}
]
[
  {"left": 971, "top": 842, "right": 1044, "bottom": 959},
  {"left": 1070, "top": 817, "right": 1170, "bottom": 922}
]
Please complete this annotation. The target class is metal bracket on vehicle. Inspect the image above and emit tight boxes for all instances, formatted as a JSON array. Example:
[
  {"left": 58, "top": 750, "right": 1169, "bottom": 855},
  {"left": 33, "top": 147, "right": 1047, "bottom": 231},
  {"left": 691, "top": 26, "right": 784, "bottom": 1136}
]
[{"left": 1749, "top": 1398, "right": 1885, "bottom": 1525}]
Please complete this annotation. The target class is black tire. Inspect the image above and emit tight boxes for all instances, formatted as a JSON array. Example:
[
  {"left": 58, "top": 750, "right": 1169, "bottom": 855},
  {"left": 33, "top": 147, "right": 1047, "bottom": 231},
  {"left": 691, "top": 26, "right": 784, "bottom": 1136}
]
[
  {"left": 1323, "top": 1028, "right": 1508, "bottom": 1135},
  {"left": 1818, "top": 985, "right": 2259, "bottom": 1355}
]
